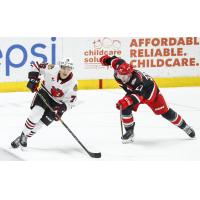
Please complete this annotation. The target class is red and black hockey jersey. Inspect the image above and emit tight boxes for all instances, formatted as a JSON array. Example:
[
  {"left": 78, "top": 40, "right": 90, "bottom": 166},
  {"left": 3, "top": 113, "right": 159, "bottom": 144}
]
[{"left": 111, "top": 56, "right": 159, "bottom": 105}]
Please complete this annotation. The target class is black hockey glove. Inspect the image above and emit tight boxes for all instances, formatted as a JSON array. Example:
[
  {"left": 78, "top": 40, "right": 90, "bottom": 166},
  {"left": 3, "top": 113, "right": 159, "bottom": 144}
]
[
  {"left": 53, "top": 102, "right": 67, "bottom": 121},
  {"left": 27, "top": 71, "right": 40, "bottom": 93}
]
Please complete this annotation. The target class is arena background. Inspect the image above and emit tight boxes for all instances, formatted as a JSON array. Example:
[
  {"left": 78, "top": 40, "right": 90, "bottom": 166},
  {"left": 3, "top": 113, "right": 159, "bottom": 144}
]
[{"left": 0, "top": 37, "right": 199, "bottom": 92}]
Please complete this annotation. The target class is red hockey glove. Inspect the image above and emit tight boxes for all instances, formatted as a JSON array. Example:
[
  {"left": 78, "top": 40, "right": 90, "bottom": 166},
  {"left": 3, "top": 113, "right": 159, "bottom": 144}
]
[
  {"left": 53, "top": 103, "right": 67, "bottom": 121},
  {"left": 116, "top": 96, "right": 133, "bottom": 110},
  {"left": 99, "top": 55, "right": 111, "bottom": 66},
  {"left": 51, "top": 86, "right": 64, "bottom": 97}
]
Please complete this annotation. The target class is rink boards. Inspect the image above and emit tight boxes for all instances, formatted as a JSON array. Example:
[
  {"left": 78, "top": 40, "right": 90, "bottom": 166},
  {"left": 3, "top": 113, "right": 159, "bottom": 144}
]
[
  {"left": 0, "top": 77, "right": 200, "bottom": 92},
  {"left": 0, "top": 37, "right": 200, "bottom": 92}
]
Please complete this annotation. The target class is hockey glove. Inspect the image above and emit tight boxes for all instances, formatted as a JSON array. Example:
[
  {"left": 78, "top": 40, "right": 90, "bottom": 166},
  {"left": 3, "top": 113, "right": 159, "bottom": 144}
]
[
  {"left": 99, "top": 55, "right": 112, "bottom": 66},
  {"left": 27, "top": 71, "right": 40, "bottom": 93},
  {"left": 31, "top": 61, "right": 48, "bottom": 70},
  {"left": 53, "top": 102, "right": 67, "bottom": 121},
  {"left": 116, "top": 96, "right": 133, "bottom": 110}
]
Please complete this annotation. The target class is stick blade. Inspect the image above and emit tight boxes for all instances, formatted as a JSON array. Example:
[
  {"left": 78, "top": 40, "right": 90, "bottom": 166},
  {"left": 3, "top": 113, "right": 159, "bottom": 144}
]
[{"left": 89, "top": 152, "right": 101, "bottom": 158}]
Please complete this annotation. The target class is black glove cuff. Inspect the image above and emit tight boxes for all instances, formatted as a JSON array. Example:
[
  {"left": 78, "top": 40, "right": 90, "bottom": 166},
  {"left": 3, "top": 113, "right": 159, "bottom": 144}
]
[
  {"left": 104, "top": 56, "right": 118, "bottom": 65},
  {"left": 28, "top": 71, "right": 39, "bottom": 79},
  {"left": 27, "top": 81, "right": 37, "bottom": 92}
]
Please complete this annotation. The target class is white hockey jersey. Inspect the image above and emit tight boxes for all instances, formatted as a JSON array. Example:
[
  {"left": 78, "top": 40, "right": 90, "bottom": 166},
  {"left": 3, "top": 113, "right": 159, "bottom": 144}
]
[{"left": 30, "top": 63, "right": 78, "bottom": 110}]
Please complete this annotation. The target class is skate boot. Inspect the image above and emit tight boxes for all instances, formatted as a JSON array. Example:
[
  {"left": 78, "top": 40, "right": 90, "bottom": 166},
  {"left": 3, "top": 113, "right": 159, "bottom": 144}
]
[
  {"left": 19, "top": 132, "right": 28, "bottom": 147},
  {"left": 121, "top": 127, "right": 134, "bottom": 144},
  {"left": 183, "top": 125, "right": 195, "bottom": 138},
  {"left": 11, "top": 136, "right": 21, "bottom": 148}
]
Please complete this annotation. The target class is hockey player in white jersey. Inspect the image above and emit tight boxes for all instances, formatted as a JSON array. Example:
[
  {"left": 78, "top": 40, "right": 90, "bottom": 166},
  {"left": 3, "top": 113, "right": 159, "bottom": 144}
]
[{"left": 11, "top": 58, "right": 78, "bottom": 148}]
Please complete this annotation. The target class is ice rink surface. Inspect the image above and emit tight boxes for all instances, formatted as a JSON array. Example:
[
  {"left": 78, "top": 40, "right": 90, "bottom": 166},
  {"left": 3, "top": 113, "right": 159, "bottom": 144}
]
[{"left": 0, "top": 87, "right": 199, "bottom": 161}]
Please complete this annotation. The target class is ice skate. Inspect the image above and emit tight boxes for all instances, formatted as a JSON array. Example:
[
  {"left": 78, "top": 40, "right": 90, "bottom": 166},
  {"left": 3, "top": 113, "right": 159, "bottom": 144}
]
[
  {"left": 183, "top": 125, "right": 195, "bottom": 138},
  {"left": 11, "top": 136, "right": 21, "bottom": 148},
  {"left": 121, "top": 128, "right": 134, "bottom": 144},
  {"left": 19, "top": 132, "right": 28, "bottom": 147}
]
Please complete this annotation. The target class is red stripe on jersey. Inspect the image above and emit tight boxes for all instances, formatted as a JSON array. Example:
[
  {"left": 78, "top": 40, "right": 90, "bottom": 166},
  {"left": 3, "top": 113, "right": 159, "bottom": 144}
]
[
  {"left": 147, "top": 82, "right": 157, "bottom": 102},
  {"left": 172, "top": 115, "right": 182, "bottom": 125},
  {"left": 131, "top": 94, "right": 143, "bottom": 103},
  {"left": 136, "top": 71, "right": 143, "bottom": 81}
]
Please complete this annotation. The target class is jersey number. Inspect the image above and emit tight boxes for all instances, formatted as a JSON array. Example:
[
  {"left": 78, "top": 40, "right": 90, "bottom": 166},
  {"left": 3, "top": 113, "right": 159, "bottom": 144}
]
[
  {"left": 70, "top": 95, "right": 76, "bottom": 103},
  {"left": 135, "top": 85, "right": 143, "bottom": 91}
]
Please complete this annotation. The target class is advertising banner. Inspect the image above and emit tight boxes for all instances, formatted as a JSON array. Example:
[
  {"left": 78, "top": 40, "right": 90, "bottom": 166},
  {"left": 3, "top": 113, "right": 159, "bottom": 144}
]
[{"left": 0, "top": 37, "right": 199, "bottom": 83}]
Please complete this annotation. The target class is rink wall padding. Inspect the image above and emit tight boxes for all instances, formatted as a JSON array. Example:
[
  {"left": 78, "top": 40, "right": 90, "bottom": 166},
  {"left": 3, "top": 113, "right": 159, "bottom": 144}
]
[
  {"left": 102, "top": 77, "right": 200, "bottom": 88},
  {"left": 0, "top": 77, "right": 200, "bottom": 92}
]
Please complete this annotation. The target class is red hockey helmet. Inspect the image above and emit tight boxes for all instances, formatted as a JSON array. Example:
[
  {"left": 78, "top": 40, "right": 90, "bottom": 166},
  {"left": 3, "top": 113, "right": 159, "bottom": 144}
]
[{"left": 117, "top": 63, "right": 133, "bottom": 75}]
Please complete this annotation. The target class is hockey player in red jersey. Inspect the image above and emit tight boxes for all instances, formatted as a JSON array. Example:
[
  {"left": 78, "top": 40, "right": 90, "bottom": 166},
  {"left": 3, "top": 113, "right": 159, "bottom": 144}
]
[
  {"left": 100, "top": 55, "right": 195, "bottom": 143},
  {"left": 11, "top": 58, "right": 78, "bottom": 148}
]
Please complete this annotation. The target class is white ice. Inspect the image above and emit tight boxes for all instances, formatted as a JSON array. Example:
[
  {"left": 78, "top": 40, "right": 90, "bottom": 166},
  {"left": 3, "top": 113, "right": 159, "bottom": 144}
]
[{"left": 0, "top": 87, "right": 200, "bottom": 160}]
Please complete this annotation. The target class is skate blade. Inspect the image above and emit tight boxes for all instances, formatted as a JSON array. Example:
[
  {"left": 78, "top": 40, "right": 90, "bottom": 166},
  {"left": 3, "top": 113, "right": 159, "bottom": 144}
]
[
  {"left": 122, "top": 138, "right": 134, "bottom": 144},
  {"left": 19, "top": 145, "right": 27, "bottom": 151},
  {"left": 11, "top": 143, "right": 20, "bottom": 149}
]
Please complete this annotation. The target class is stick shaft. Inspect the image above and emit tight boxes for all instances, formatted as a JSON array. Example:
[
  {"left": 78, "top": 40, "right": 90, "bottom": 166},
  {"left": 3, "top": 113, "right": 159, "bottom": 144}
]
[
  {"left": 36, "top": 91, "right": 99, "bottom": 157},
  {"left": 120, "top": 106, "right": 124, "bottom": 137}
]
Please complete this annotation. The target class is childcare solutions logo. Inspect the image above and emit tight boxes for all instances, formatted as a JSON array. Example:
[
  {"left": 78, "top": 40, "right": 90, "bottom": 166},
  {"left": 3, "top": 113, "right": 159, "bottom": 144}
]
[
  {"left": 83, "top": 37, "right": 122, "bottom": 69},
  {"left": 0, "top": 37, "right": 57, "bottom": 76}
]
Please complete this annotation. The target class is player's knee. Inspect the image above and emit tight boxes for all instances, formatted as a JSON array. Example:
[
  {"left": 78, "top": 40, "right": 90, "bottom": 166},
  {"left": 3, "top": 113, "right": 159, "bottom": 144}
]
[
  {"left": 29, "top": 105, "right": 45, "bottom": 123},
  {"left": 161, "top": 108, "right": 176, "bottom": 121},
  {"left": 32, "top": 120, "right": 45, "bottom": 132}
]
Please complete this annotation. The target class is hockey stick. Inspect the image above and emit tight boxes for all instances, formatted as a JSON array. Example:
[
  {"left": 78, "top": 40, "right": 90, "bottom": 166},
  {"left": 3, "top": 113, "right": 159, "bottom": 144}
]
[
  {"left": 37, "top": 92, "right": 101, "bottom": 158},
  {"left": 119, "top": 106, "right": 124, "bottom": 138}
]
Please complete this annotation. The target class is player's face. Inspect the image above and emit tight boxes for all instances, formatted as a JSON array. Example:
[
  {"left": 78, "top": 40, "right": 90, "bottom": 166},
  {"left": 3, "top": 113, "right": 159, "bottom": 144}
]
[
  {"left": 116, "top": 72, "right": 132, "bottom": 84},
  {"left": 60, "top": 66, "right": 72, "bottom": 79}
]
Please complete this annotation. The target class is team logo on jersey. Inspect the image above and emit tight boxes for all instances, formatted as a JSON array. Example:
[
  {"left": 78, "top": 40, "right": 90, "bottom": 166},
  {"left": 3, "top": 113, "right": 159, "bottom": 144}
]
[{"left": 51, "top": 86, "right": 64, "bottom": 97}]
